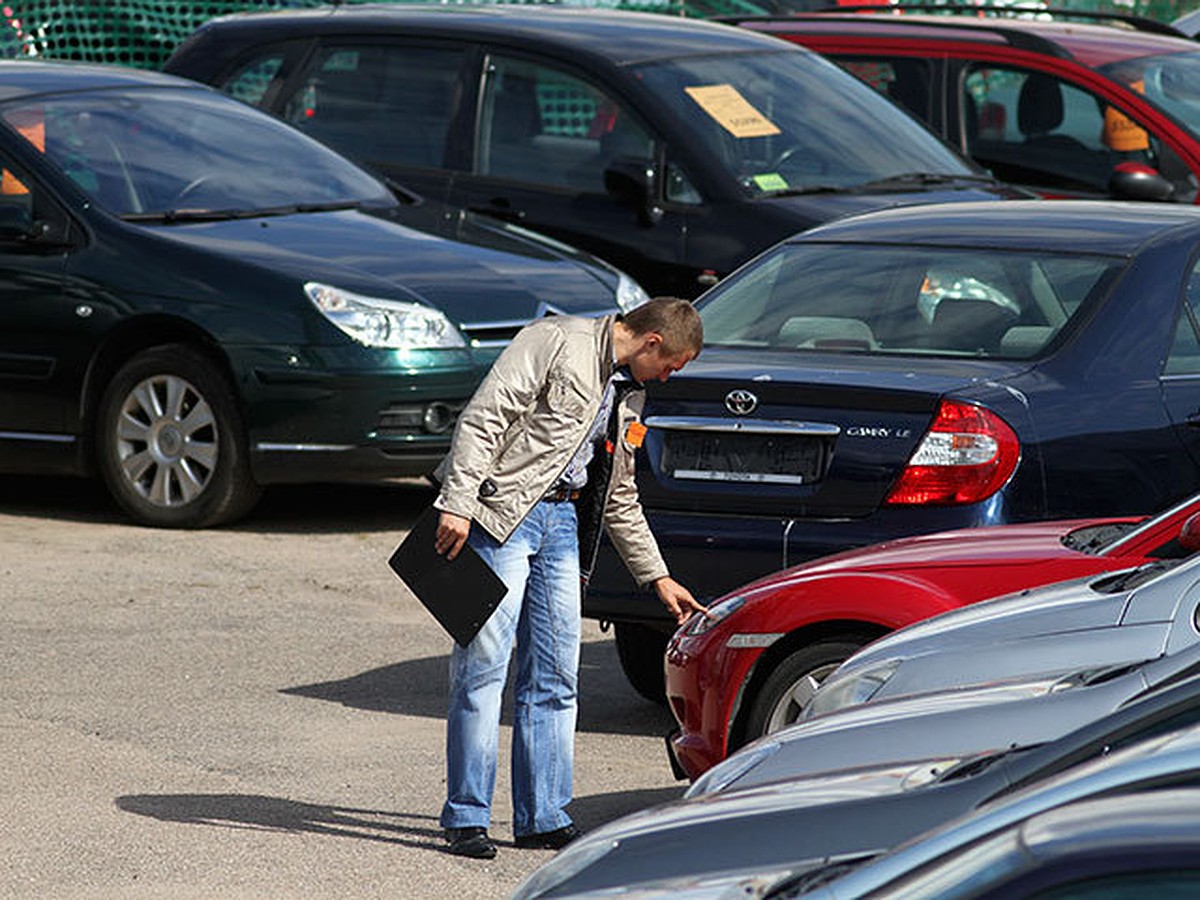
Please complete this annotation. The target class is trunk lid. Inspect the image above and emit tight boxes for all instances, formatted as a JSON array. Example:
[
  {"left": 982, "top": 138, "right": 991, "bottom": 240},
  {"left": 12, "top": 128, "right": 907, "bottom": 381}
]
[{"left": 638, "top": 348, "right": 1033, "bottom": 518}]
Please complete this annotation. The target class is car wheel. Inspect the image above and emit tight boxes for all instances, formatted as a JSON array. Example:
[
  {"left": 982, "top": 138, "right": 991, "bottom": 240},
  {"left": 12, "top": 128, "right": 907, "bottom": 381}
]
[
  {"left": 743, "top": 639, "right": 867, "bottom": 740},
  {"left": 96, "top": 344, "right": 262, "bottom": 528},
  {"left": 614, "top": 621, "right": 669, "bottom": 704}
]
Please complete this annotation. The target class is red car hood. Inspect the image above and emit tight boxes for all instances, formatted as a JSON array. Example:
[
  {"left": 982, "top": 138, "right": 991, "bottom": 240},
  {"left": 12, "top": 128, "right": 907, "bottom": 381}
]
[{"left": 737, "top": 518, "right": 1138, "bottom": 597}]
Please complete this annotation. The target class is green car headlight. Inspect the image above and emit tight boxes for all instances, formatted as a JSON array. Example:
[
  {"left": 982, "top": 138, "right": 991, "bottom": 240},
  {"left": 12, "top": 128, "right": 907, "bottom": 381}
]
[
  {"left": 305, "top": 281, "right": 466, "bottom": 349},
  {"left": 804, "top": 659, "right": 900, "bottom": 719},
  {"left": 616, "top": 272, "right": 651, "bottom": 312}
]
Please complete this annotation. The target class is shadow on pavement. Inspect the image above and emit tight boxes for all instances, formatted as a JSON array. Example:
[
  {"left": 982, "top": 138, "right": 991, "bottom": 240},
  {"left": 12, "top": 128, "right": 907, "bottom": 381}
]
[
  {"left": 0, "top": 473, "right": 436, "bottom": 535},
  {"left": 281, "top": 640, "right": 675, "bottom": 737},
  {"left": 0, "top": 474, "right": 124, "bottom": 525},
  {"left": 116, "top": 788, "right": 685, "bottom": 850},
  {"left": 572, "top": 785, "right": 685, "bottom": 831},
  {"left": 115, "top": 793, "right": 446, "bottom": 850}
]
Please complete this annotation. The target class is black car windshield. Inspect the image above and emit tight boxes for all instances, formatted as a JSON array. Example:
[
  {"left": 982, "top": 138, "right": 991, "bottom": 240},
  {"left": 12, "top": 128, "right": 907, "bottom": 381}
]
[
  {"left": 0, "top": 86, "right": 393, "bottom": 217},
  {"left": 1100, "top": 50, "right": 1200, "bottom": 144},
  {"left": 696, "top": 242, "right": 1123, "bottom": 359},
  {"left": 632, "top": 51, "right": 978, "bottom": 198}
]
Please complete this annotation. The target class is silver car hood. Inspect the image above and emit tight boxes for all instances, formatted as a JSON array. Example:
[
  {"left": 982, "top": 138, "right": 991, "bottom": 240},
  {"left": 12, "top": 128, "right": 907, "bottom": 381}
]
[
  {"left": 698, "top": 671, "right": 1145, "bottom": 795},
  {"left": 837, "top": 557, "right": 1200, "bottom": 678}
]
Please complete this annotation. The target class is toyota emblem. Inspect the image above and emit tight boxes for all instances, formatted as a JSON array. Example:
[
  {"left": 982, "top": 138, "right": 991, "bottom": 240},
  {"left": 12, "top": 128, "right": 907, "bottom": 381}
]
[{"left": 725, "top": 389, "right": 758, "bottom": 416}]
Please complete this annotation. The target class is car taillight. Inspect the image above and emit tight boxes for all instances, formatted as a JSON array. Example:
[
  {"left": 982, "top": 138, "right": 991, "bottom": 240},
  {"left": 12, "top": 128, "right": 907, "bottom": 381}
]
[{"left": 884, "top": 399, "right": 1019, "bottom": 506}]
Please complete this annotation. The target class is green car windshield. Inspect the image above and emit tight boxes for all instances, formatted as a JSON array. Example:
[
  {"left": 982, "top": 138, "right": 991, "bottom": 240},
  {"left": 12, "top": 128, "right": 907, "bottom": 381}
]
[
  {"left": 697, "top": 242, "right": 1123, "bottom": 359},
  {"left": 633, "top": 50, "right": 981, "bottom": 198},
  {"left": 0, "top": 86, "right": 393, "bottom": 217}
]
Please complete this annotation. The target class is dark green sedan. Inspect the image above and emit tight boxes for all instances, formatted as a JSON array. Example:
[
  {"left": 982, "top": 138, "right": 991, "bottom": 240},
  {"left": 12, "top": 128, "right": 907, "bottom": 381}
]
[{"left": 0, "top": 61, "right": 635, "bottom": 527}]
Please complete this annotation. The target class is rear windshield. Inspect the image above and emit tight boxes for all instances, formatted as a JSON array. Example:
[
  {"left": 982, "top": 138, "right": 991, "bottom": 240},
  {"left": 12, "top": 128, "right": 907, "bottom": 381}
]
[{"left": 697, "top": 242, "right": 1124, "bottom": 359}]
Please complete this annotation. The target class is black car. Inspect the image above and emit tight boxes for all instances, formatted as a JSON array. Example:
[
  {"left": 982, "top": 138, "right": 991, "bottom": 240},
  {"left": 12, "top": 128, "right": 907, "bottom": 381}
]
[
  {"left": 0, "top": 60, "right": 632, "bottom": 528},
  {"left": 163, "top": 4, "right": 1021, "bottom": 299},
  {"left": 587, "top": 199, "right": 1200, "bottom": 699}
]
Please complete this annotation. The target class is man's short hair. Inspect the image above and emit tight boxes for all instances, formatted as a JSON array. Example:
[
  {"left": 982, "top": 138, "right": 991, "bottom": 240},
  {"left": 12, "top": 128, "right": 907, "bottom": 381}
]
[{"left": 623, "top": 297, "right": 703, "bottom": 357}]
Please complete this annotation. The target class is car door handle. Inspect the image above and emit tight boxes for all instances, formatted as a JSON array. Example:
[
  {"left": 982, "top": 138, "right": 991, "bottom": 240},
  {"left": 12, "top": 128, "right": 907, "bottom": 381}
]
[{"left": 469, "top": 202, "right": 525, "bottom": 223}]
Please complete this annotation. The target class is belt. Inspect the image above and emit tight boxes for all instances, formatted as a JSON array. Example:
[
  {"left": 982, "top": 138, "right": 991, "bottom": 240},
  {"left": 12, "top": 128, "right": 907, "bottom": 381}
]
[{"left": 543, "top": 487, "right": 581, "bottom": 502}]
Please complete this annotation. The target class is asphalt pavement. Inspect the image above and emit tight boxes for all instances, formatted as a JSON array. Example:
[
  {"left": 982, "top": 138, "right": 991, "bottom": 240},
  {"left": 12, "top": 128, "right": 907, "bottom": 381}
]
[{"left": 0, "top": 475, "right": 684, "bottom": 899}]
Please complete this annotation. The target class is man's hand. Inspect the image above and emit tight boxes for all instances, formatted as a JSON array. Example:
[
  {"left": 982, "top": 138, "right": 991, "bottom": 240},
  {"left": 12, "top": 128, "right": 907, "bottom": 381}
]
[
  {"left": 653, "top": 576, "right": 708, "bottom": 626},
  {"left": 435, "top": 510, "right": 471, "bottom": 561}
]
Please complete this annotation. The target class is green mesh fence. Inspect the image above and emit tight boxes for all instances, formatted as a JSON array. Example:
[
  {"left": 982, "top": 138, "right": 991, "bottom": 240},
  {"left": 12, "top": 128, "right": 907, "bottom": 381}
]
[{"left": 0, "top": 0, "right": 1195, "bottom": 72}]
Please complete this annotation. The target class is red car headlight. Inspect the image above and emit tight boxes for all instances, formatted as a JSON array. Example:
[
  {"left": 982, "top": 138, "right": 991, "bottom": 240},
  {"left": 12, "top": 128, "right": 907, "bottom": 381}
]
[{"left": 683, "top": 595, "right": 747, "bottom": 636}]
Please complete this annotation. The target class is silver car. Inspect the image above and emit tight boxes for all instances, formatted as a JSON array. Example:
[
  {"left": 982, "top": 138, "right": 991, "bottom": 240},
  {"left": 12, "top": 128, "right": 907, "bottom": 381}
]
[
  {"left": 688, "top": 638, "right": 1200, "bottom": 796},
  {"left": 806, "top": 550, "right": 1200, "bottom": 720},
  {"left": 796, "top": 725, "right": 1200, "bottom": 899},
  {"left": 858, "top": 788, "right": 1200, "bottom": 899},
  {"left": 511, "top": 672, "right": 1200, "bottom": 899}
]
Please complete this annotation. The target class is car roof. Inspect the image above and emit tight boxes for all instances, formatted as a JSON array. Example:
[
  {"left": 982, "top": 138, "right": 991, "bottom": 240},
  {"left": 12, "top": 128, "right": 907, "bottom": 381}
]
[
  {"left": 0, "top": 59, "right": 202, "bottom": 102},
  {"left": 186, "top": 3, "right": 797, "bottom": 68},
  {"left": 792, "top": 199, "right": 1200, "bottom": 254},
  {"left": 735, "top": 12, "right": 1200, "bottom": 70},
  {"left": 1018, "top": 788, "right": 1200, "bottom": 859}
]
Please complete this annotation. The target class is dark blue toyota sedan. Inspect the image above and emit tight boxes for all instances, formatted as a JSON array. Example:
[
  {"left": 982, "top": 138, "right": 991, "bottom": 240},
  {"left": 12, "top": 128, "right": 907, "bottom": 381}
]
[{"left": 589, "top": 199, "right": 1200, "bottom": 697}]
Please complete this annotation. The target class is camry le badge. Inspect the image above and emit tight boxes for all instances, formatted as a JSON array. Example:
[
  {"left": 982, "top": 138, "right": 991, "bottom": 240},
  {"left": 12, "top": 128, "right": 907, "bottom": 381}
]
[{"left": 725, "top": 389, "right": 758, "bottom": 416}]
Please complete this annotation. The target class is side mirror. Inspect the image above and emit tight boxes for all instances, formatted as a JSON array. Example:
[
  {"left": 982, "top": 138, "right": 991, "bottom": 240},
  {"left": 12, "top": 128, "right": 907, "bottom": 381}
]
[
  {"left": 603, "top": 157, "right": 663, "bottom": 227},
  {"left": 1109, "top": 162, "right": 1174, "bottom": 203},
  {"left": 1180, "top": 512, "right": 1200, "bottom": 555}
]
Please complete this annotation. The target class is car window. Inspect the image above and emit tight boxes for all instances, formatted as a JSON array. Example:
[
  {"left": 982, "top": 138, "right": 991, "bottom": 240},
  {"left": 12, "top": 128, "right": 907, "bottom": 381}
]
[
  {"left": 839, "top": 57, "right": 934, "bottom": 123},
  {"left": 221, "top": 54, "right": 284, "bottom": 107},
  {"left": 0, "top": 129, "right": 69, "bottom": 244},
  {"left": 281, "top": 44, "right": 467, "bottom": 170},
  {"left": 0, "top": 87, "right": 393, "bottom": 216},
  {"left": 1165, "top": 264, "right": 1200, "bottom": 375},
  {"left": 1102, "top": 51, "right": 1200, "bottom": 150},
  {"left": 964, "top": 65, "right": 1113, "bottom": 194},
  {"left": 633, "top": 50, "right": 971, "bottom": 198},
  {"left": 962, "top": 64, "right": 1194, "bottom": 201},
  {"left": 696, "top": 242, "right": 1118, "bottom": 358},
  {"left": 1030, "top": 869, "right": 1200, "bottom": 899},
  {"left": 476, "top": 55, "right": 658, "bottom": 194}
]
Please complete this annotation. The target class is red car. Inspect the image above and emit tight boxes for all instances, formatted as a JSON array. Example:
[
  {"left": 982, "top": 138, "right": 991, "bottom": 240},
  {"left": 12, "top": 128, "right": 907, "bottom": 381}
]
[
  {"left": 664, "top": 493, "right": 1200, "bottom": 780},
  {"left": 727, "top": 10, "right": 1200, "bottom": 204}
]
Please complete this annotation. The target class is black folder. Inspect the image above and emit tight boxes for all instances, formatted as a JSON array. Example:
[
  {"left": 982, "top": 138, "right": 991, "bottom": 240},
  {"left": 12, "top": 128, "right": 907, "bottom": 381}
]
[{"left": 387, "top": 507, "right": 507, "bottom": 647}]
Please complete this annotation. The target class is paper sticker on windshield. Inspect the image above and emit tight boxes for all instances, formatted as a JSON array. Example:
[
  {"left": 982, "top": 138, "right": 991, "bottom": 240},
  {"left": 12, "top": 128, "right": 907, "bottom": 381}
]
[
  {"left": 685, "top": 85, "right": 781, "bottom": 138},
  {"left": 753, "top": 173, "right": 789, "bottom": 192}
]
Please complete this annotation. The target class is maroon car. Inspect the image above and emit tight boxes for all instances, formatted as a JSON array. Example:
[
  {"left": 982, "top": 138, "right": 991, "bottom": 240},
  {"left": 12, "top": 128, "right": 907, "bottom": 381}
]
[{"left": 729, "top": 10, "right": 1200, "bottom": 204}]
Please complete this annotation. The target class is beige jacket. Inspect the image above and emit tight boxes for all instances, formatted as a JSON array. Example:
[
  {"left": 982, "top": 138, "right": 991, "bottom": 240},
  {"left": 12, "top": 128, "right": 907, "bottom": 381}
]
[{"left": 433, "top": 314, "right": 668, "bottom": 587}]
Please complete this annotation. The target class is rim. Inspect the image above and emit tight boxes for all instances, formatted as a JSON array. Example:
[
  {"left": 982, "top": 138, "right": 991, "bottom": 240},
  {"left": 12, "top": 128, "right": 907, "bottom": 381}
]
[
  {"left": 113, "top": 374, "right": 218, "bottom": 508},
  {"left": 764, "top": 660, "right": 843, "bottom": 733}
]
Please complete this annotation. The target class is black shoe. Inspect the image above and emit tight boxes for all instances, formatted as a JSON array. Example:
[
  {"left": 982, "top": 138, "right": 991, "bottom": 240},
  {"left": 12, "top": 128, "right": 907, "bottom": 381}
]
[
  {"left": 514, "top": 824, "right": 582, "bottom": 850},
  {"left": 445, "top": 827, "right": 497, "bottom": 859}
]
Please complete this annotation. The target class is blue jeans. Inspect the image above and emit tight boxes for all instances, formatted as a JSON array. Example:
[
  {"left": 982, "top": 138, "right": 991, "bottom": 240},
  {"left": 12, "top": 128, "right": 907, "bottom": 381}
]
[{"left": 440, "top": 500, "right": 582, "bottom": 836}]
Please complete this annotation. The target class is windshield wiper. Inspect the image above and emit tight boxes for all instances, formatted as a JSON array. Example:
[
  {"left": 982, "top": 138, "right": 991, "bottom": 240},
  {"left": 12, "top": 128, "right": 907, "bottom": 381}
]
[
  {"left": 294, "top": 199, "right": 366, "bottom": 213},
  {"left": 764, "top": 853, "right": 880, "bottom": 898},
  {"left": 933, "top": 746, "right": 1029, "bottom": 784},
  {"left": 855, "top": 172, "right": 999, "bottom": 192},
  {"left": 122, "top": 208, "right": 257, "bottom": 223},
  {"left": 1094, "top": 559, "right": 1180, "bottom": 593},
  {"left": 759, "top": 184, "right": 852, "bottom": 198},
  {"left": 122, "top": 200, "right": 365, "bottom": 224}
]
